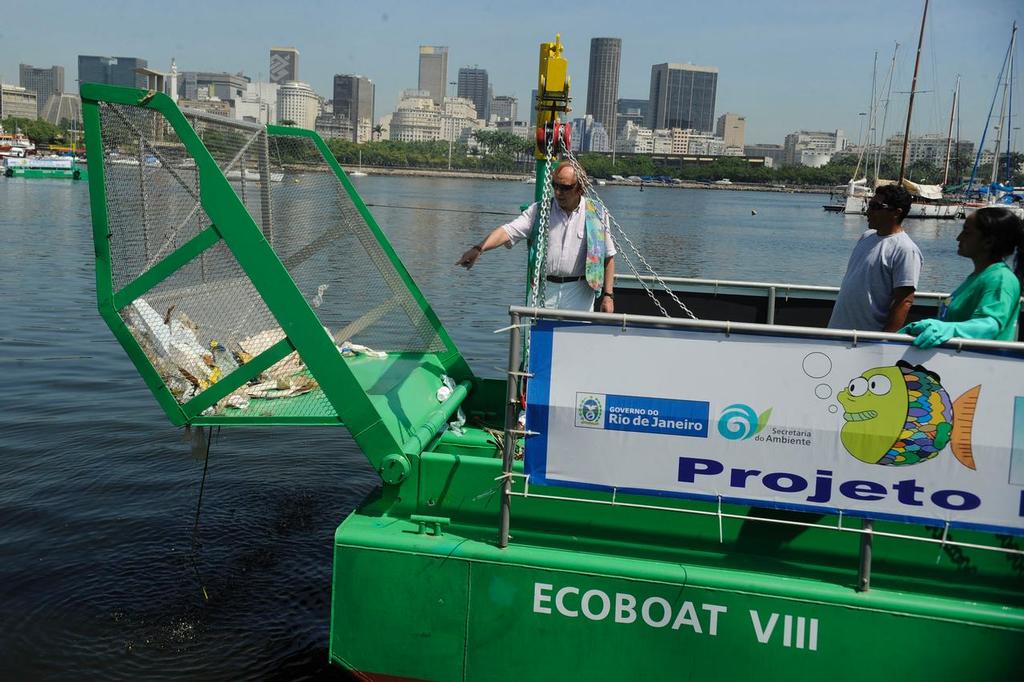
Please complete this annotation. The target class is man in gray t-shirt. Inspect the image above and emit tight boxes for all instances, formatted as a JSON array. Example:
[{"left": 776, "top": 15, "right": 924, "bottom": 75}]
[{"left": 829, "top": 185, "right": 923, "bottom": 332}]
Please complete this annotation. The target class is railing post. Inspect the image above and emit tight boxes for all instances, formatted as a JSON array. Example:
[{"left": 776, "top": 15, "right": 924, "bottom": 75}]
[
  {"left": 767, "top": 286, "right": 777, "bottom": 325},
  {"left": 498, "top": 311, "right": 523, "bottom": 549},
  {"left": 857, "top": 518, "right": 873, "bottom": 591}
]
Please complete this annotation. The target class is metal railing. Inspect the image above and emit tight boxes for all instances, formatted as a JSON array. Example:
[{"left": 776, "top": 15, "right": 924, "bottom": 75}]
[{"left": 497, "top": 302, "right": 1024, "bottom": 589}]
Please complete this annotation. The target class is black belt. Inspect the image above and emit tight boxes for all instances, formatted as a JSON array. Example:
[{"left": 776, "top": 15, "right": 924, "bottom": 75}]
[{"left": 546, "top": 275, "right": 584, "bottom": 283}]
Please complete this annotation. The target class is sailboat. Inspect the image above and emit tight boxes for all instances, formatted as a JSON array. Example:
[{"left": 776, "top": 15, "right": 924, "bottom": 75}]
[
  {"left": 962, "top": 22, "right": 1023, "bottom": 219},
  {"left": 844, "top": 0, "right": 961, "bottom": 219}
]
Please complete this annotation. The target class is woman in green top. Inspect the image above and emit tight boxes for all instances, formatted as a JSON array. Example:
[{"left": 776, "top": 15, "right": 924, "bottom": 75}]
[{"left": 902, "top": 207, "right": 1024, "bottom": 348}]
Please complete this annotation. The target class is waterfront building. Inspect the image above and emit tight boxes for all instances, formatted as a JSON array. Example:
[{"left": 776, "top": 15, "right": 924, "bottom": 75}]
[
  {"left": 19, "top": 64, "right": 64, "bottom": 117},
  {"left": 494, "top": 119, "right": 532, "bottom": 141},
  {"left": 276, "top": 81, "right": 319, "bottom": 130},
  {"left": 78, "top": 55, "right": 148, "bottom": 89},
  {"left": 586, "top": 38, "right": 621, "bottom": 150},
  {"left": 270, "top": 47, "right": 299, "bottom": 85},
  {"left": 418, "top": 46, "right": 448, "bottom": 106},
  {"left": 647, "top": 63, "right": 718, "bottom": 132},
  {"left": 440, "top": 97, "right": 480, "bottom": 144},
  {"left": 375, "top": 114, "right": 392, "bottom": 141},
  {"left": 176, "top": 98, "right": 232, "bottom": 118},
  {"left": 744, "top": 143, "right": 785, "bottom": 168},
  {"left": 570, "top": 114, "right": 610, "bottom": 153},
  {"left": 457, "top": 67, "right": 490, "bottom": 123},
  {"left": 615, "top": 98, "right": 648, "bottom": 135},
  {"left": 0, "top": 84, "right": 38, "bottom": 120},
  {"left": 333, "top": 74, "right": 375, "bottom": 143},
  {"left": 390, "top": 90, "right": 441, "bottom": 142},
  {"left": 881, "top": 133, "right": 975, "bottom": 169},
  {"left": 616, "top": 120, "right": 653, "bottom": 154},
  {"left": 41, "top": 94, "right": 82, "bottom": 126},
  {"left": 180, "top": 72, "right": 250, "bottom": 103},
  {"left": 667, "top": 128, "right": 725, "bottom": 155},
  {"left": 783, "top": 130, "right": 846, "bottom": 167},
  {"left": 491, "top": 95, "right": 517, "bottom": 123},
  {"left": 315, "top": 113, "right": 355, "bottom": 141},
  {"left": 715, "top": 112, "right": 746, "bottom": 155},
  {"left": 234, "top": 81, "right": 279, "bottom": 125}
]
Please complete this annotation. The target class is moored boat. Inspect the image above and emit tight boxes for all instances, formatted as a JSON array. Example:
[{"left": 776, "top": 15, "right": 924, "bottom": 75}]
[{"left": 3, "top": 155, "right": 86, "bottom": 179}]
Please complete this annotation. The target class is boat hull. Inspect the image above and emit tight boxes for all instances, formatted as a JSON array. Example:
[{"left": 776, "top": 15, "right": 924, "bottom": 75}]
[
  {"left": 331, "top": 510, "right": 1023, "bottom": 682},
  {"left": 4, "top": 166, "right": 87, "bottom": 179},
  {"left": 843, "top": 194, "right": 961, "bottom": 218}
]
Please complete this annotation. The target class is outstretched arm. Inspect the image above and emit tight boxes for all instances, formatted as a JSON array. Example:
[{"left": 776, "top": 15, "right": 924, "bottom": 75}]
[
  {"left": 456, "top": 226, "right": 511, "bottom": 269},
  {"left": 900, "top": 317, "right": 1000, "bottom": 348}
]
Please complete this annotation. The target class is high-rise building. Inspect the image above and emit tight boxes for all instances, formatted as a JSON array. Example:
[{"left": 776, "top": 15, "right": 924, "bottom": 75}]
[
  {"left": 40, "top": 94, "right": 82, "bottom": 125},
  {"left": 647, "top": 63, "right": 718, "bottom": 132},
  {"left": 0, "top": 84, "right": 38, "bottom": 120},
  {"left": 457, "top": 67, "right": 489, "bottom": 122},
  {"left": 715, "top": 112, "right": 746, "bottom": 152},
  {"left": 19, "top": 64, "right": 64, "bottom": 117},
  {"left": 277, "top": 81, "right": 318, "bottom": 130},
  {"left": 418, "top": 46, "right": 448, "bottom": 105},
  {"left": 269, "top": 47, "right": 299, "bottom": 85},
  {"left": 585, "top": 38, "right": 621, "bottom": 149},
  {"left": 333, "top": 74, "right": 375, "bottom": 143},
  {"left": 744, "top": 143, "right": 785, "bottom": 168},
  {"left": 490, "top": 95, "right": 517, "bottom": 122},
  {"left": 78, "top": 56, "right": 148, "bottom": 89}
]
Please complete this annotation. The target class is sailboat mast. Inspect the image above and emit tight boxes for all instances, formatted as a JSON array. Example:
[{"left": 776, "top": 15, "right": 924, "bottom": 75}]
[
  {"left": 942, "top": 76, "right": 960, "bottom": 187},
  {"left": 990, "top": 38, "right": 1012, "bottom": 186},
  {"left": 853, "top": 51, "right": 878, "bottom": 182},
  {"left": 899, "top": 0, "right": 929, "bottom": 183},
  {"left": 875, "top": 43, "right": 899, "bottom": 183},
  {"left": 1003, "top": 23, "right": 1017, "bottom": 184}
]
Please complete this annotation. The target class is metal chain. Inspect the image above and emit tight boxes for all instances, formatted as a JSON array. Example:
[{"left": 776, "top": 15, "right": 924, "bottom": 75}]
[
  {"left": 565, "top": 150, "right": 698, "bottom": 320},
  {"left": 528, "top": 131, "right": 557, "bottom": 310}
]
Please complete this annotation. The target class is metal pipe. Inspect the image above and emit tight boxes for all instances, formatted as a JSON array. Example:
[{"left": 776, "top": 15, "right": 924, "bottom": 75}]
[
  {"left": 613, "top": 274, "right": 952, "bottom": 302},
  {"left": 858, "top": 519, "right": 874, "bottom": 592},
  {"left": 499, "top": 311, "right": 523, "bottom": 549},
  {"left": 507, "top": 305, "right": 1024, "bottom": 352},
  {"left": 767, "top": 286, "right": 776, "bottom": 325}
]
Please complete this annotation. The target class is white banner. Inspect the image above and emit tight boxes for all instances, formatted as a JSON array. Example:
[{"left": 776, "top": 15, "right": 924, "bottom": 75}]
[{"left": 525, "top": 320, "right": 1024, "bottom": 535}]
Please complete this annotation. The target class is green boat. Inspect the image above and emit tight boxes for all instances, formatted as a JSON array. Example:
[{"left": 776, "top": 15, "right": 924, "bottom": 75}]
[
  {"left": 80, "top": 34, "right": 1023, "bottom": 682},
  {"left": 4, "top": 156, "right": 87, "bottom": 179}
]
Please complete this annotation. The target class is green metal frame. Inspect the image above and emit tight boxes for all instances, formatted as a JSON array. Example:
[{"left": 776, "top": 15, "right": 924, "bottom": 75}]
[{"left": 81, "top": 83, "right": 475, "bottom": 470}]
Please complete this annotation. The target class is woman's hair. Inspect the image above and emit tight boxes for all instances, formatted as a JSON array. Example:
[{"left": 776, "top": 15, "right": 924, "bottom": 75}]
[{"left": 974, "top": 207, "right": 1024, "bottom": 279}]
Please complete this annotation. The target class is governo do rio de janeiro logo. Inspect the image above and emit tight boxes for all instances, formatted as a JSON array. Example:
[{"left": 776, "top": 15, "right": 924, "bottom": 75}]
[{"left": 717, "top": 403, "right": 772, "bottom": 440}]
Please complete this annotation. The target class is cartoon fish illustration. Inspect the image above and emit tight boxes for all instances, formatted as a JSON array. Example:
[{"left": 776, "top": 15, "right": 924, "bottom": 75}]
[{"left": 837, "top": 360, "right": 980, "bottom": 469}]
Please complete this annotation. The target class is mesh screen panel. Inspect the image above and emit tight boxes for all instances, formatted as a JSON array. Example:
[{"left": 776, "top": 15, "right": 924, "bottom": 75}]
[{"left": 96, "top": 101, "right": 447, "bottom": 419}]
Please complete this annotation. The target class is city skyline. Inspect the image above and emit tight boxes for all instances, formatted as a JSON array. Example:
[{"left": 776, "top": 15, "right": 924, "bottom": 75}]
[{"left": 2, "top": 0, "right": 1022, "bottom": 145}]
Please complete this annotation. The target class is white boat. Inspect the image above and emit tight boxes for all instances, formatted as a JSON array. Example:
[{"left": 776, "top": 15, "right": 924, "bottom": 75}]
[
  {"left": 225, "top": 168, "right": 284, "bottom": 182},
  {"left": 0, "top": 131, "right": 35, "bottom": 158},
  {"left": 349, "top": 171, "right": 368, "bottom": 177}
]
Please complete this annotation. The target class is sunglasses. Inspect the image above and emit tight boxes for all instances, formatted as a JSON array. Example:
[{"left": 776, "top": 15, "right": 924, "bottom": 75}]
[
  {"left": 552, "top": 182, "right": 578, "bottom": 192},
  {"left": 866, "top": 202, "right": 895, "bottom": 211}
]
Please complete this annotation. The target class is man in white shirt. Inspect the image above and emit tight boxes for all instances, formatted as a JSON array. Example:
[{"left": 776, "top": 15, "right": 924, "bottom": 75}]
[
  {"left": 456, "top": 161, "right": 617, "bottom": 313},
  {"left": 829, "top": 184, "right": 923, "bottom": 332}
]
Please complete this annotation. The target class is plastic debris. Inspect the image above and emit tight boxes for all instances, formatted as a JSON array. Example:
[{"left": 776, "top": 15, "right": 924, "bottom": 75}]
[{"left": 338, "top": 341, "right": 388, "bottom": 359}]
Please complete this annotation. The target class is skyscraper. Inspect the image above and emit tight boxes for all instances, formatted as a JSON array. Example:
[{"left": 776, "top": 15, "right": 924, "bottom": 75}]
[
  {"left": 19, "top": 64, "right": 65, "bottom": 116},
  {"left": 457, "top": 67, "right": 489, "bottom": 122},
  {"left": 647, "top": 63, "right": 718, "bottom": 132},
  {"left": 418, "top": 46, "right": 448, "bottom": 105},
  {"left": 78, "top": 56, "right": 148, "bottom": 89},
  {"left": 333, "top": 74, "right": 375, "bottom": 142},
  {"left": 585, "top": 38, "right": 621, "bottom": 149},
  {"left": 269, "top": 47, "right": 299, "bottom": 84}
]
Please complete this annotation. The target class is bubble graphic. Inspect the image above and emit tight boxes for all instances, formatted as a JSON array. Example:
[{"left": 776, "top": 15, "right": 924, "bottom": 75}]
[
  {"left": 828, "top": 405, "right": 838, "bottom": 413},
  {"left": 815, "top": 383, "right": 832, "bottom": 400},
  {"left": 802, "top": 352, "right": 832, "bottom": 378}
]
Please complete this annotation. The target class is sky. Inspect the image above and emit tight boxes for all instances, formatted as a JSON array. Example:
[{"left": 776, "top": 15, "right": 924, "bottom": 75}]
[{"left": 2, "top": 0, "right": 1022, "bottom": 146}]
